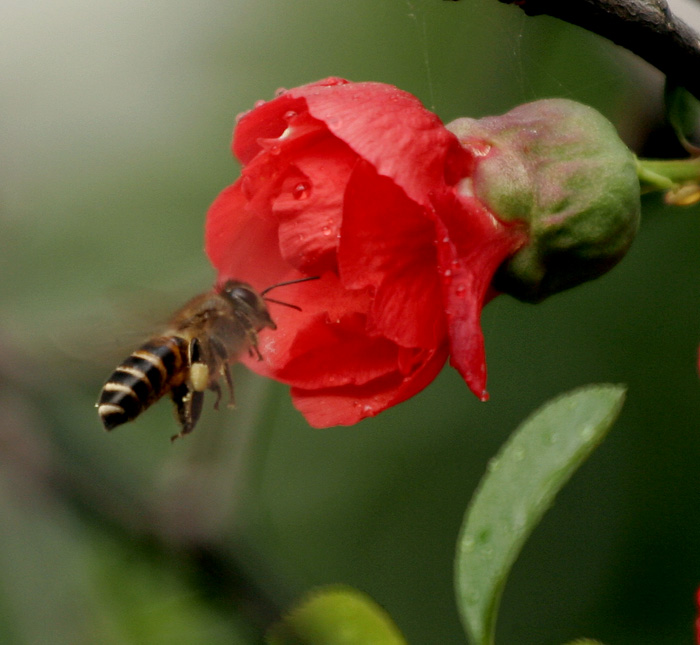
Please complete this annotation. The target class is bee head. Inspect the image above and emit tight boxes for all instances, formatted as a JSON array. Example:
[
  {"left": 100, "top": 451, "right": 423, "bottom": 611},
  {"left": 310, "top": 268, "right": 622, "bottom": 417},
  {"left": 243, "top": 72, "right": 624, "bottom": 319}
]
[{"left": 220, "top": 281, "right": 276, "bottom": 330}]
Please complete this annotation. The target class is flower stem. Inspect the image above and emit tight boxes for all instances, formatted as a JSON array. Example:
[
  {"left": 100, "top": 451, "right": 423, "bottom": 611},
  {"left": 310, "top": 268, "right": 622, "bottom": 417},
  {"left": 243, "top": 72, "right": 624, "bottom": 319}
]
[{"left": 636, "top": 156, "right": 700, "bottom": 191}]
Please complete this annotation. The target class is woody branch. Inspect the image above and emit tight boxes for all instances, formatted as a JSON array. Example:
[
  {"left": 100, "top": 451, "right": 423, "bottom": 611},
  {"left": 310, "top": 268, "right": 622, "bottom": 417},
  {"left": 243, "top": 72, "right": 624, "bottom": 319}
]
[{"left": 498, "top": 0, "right": 700, "bottom": 102}]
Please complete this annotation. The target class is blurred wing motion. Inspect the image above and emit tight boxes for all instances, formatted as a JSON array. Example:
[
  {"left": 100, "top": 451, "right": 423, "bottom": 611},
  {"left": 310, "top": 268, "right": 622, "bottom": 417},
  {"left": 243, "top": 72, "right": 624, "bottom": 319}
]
[{"left": 97, "top": 280, "right": 276, "bottom": 441}]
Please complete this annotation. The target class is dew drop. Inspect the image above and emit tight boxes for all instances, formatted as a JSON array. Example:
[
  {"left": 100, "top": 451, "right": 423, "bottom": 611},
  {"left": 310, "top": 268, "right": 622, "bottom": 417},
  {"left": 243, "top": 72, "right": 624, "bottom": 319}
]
[
  {"left": 480, "top": 545, "right": 494, "bottom": 560},
  {"left": 512, "top": 445, "right": 526, "bottom": 461},
  {"left": 254, "top": 99, "right": 266, "bottom": 108},
  {"left": 487, "top": 456, "right": 501, "bottom": 473},
  {"left": 455, "top": 284, "right": 466, "bottom": 298},
  {"left": 283, "top": 110, "right": 298, "bottom": 121},
  {"left": 466, "top": 590, "right": 481, "bottom": 605},
  {"left": 543, "top": 430, "right": 559, "bottom": 445},
  {"left": 293, "top": 181, "right": 311, "bottom": 200},
  {"left": 274, "top": 87, "right": 287, "bottom": 97},
  {"left": 269, "top": 144, "right": 281, "bottom": 156},
  {"left": 461, "top": 536, "right": 475, "bottom": 553},
  {"left": 442, "top": 235, "right": 450, "bottom": 244},
  {"left": 511, "top": 510, "right": 527, "bottom": 532},
  {"left": 321, "top": 225, "right": 332, "bottom": 236}
]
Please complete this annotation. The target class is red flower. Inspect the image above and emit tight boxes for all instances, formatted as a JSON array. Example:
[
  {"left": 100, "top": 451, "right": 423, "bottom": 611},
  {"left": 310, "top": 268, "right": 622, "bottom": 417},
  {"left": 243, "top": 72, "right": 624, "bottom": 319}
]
[{"left": 205, "top": 78, "right": 526, "bottom": 427}]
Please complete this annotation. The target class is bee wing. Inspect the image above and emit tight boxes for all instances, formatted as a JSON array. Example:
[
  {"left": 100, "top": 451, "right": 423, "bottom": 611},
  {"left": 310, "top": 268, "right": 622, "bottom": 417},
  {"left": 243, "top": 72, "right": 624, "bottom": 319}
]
[{"left": 46, "top": 287, "right": 188, "bottom": 370}]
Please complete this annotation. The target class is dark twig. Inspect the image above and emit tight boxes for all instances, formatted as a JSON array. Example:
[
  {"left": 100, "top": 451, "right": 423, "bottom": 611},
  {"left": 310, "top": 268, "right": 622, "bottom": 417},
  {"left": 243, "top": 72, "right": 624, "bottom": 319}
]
[{"left": 499, "top": 0, "right": 700, "bottom": 102}]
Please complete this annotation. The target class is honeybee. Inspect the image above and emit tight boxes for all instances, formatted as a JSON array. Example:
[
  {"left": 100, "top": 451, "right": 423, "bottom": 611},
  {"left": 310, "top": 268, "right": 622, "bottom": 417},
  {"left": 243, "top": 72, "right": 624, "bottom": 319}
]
[{"left": 97, "top": 277, "right": 314, "bottom": 441}]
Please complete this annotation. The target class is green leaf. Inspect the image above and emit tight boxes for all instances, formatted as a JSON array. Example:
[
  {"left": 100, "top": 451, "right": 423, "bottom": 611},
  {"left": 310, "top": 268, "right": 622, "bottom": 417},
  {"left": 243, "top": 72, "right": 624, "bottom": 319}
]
[
  {"left": 266, "top": 585, "right": 407, "bottom": 645},
  {"left": 454, "top": 384, "right": 627, "bottom": 645},
  {"left": 665, "top": 82, "right": 700, "bottom": 154}
]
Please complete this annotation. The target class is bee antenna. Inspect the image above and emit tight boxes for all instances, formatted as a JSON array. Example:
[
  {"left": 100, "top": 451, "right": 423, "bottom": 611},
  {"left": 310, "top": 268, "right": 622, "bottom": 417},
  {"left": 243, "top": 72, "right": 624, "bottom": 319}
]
[
  {"left": 263, "top": 297, "right": 303, "bottom": 311},
  {"left": 260, "top": 275, "right": 320, "bottom": 297}
]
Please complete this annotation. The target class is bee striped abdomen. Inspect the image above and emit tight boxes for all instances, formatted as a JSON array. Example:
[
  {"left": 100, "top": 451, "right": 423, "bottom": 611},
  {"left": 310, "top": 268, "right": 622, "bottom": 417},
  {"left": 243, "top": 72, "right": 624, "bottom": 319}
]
[{"left": 98, "top": 336, "right": 189, "bottom": 431}]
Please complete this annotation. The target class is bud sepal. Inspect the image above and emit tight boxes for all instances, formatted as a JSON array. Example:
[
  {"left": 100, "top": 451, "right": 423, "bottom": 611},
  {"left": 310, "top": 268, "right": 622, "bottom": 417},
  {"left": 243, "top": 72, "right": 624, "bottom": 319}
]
[{"left": 448, "top": 99, "right": 641, "bottom": 303}]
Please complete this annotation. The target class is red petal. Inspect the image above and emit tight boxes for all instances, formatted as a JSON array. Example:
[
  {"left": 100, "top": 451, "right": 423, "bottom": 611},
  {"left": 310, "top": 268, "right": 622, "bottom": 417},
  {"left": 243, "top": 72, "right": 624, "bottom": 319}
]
[
  {"left": 232, "top": 94, "right": 308, "bottom": 164},
  {"left": 205, "top": 183, "right": 290, "bottom": 289},
  {"left": 210, "top": 107, "right": 357, "bottom": 280},
  {"left": 286, "top": 79, "right": 464, "bottom": 208},
  {"left": 241, "top": 272, "right": 374, "bottom": 377},
  {"left": 696, "top": 587, "right": 700, "bottom": 645},
  {"left": 289, "top": 343, "right": 449, "bottom": 428},
  {"left": 339, "top": 161, "right": 445, "bottom": 348},
  {"left": 274, "top": 313, "right": 409, "bottom": 387},
  {"left": 433, "top": 189, "right": 526, "bottom": 399},
  {"left": 272, "top": 136, "right": 357, "bottom": 275}
]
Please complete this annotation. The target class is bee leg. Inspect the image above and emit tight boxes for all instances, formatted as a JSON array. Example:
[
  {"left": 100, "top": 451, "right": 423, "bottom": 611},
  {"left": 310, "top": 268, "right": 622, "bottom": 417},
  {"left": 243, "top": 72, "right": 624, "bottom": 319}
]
[
  {"left": 222, "top": 363, "right": 235, "bottom": 409},
  {"left": 210, "top": 339, "right": 235, "bottom": 409},
  {"left": 170, "top": 382, "right": 204, "bottom": 441},
  {"left": 247, "top": 331, "right": 263, "bottom": 361},
  {"left": 210, "top": 381, "right": 223, "bottom": 410},
  {"left": 187, "top": 338, "right": 210, "bottom": 392}
]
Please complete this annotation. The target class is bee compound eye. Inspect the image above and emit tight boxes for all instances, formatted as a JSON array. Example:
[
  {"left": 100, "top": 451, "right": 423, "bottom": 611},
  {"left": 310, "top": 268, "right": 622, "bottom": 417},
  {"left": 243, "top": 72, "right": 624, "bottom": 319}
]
[{"left": 224, "top": 283, "right": 261, "bottom": 308}]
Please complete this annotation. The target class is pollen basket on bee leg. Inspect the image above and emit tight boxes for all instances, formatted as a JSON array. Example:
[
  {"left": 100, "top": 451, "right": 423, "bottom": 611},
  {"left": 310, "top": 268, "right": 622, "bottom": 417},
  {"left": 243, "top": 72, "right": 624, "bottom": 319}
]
[{"left": 189, "top": 362, "right": 210, "bottom": 392}]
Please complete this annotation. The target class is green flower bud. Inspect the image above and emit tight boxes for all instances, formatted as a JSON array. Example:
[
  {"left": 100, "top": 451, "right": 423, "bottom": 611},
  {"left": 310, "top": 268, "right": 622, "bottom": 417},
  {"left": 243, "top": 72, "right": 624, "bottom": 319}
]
[{"left": 447, "top": 99, "right": 640, "bottom": 303}]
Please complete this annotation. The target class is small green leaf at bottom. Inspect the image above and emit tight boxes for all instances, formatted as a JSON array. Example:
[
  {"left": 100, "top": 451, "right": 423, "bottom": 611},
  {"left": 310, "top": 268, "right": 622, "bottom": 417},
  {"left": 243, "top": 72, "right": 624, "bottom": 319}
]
[
  {"left": 266, "top": 585, "right": 407, "bottom": 645},
  {"left": 454, "top": 384, "right": 626, "bottom": 645}
]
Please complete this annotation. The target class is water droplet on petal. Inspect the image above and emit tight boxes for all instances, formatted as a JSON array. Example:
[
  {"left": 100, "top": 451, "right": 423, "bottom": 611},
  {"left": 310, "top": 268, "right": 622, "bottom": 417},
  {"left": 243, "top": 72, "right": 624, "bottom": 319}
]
[
  {"left": 283, "top": 110, "right": 298, "bottom": 121},
  {"left": 321, "top": 225, "right": 332, "bottom": 236},
  {"left": 293, "top": 181, "right": 311, "bottom": 200},
  {"left": 259, "top": 138, "right": 283, "bottom": 154},
  {"left": 455, "top": 284, "right": 466, "bottom": 298},
  {"left": 274, "top": 87, "right": 287, "bottom": 97},
  {"left": 254, "top": 99, "right": 266, "bottom": 109}
]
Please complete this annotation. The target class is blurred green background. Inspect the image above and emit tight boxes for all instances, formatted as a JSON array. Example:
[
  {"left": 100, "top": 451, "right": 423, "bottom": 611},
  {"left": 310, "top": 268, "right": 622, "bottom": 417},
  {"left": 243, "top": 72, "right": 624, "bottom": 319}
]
[{"left": 2, "top": 1, "right": 699, "bottom": 643}]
